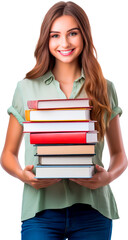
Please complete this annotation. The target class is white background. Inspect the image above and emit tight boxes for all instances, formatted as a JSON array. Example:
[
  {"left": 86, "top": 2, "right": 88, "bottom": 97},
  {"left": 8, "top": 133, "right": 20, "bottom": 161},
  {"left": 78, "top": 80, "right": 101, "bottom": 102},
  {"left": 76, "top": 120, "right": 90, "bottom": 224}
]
[{"left": 0, "top": 0, "right": 128, "bottom": 239}]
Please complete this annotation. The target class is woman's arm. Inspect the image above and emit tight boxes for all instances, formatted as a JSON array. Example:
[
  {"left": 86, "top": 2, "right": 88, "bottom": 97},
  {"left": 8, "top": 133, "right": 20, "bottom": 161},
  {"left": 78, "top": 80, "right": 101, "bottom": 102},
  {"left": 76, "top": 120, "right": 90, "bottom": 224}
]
[
  {"left": 0, "top": 114, "right": 61, "bottom": 189},
  {"left": 0, "top": 114, "right": 24, "bottom": 178},
  {"left": 106, "top": 114, "right": 128, "bottom": 181},
  {"left": 70, "top": 115, "right": 128, "bottom": 189}
]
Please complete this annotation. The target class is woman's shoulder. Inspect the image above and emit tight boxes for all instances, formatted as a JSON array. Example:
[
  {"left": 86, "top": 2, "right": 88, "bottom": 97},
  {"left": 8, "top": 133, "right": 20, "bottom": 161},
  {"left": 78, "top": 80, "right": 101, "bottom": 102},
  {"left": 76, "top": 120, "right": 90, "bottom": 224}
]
[
  {"left": 106, "top": 79, "right": 117, "bottom": 97},
  {"left": 105, "top": 79, "right": 122, "bottom": 118},
  {"left": 106, "top": 79, "right": 114, "bottom": 89},
  {"left": 14, "top": 70, "right": 55, "bottom": 100},
  {"left": 19, "top": 70, "right": 53, "bottom": 87},
  {"left": 17, "top": 77, "right": 43, "bottom": 88}
]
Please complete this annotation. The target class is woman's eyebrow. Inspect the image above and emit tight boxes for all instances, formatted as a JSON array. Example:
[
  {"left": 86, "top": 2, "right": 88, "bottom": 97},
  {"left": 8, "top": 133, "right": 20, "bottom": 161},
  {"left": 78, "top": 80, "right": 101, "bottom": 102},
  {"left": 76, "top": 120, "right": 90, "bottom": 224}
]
[{"left": 50, "top": 27, "right": 80, "bottom": 33}]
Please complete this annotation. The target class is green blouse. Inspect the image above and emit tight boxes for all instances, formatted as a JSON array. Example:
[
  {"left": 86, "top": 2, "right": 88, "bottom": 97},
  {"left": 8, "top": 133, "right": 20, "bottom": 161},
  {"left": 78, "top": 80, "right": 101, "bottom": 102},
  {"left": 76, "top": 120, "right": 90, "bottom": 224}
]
[{"left": 7, "top": 69, "right": 122, "bottom": 221}]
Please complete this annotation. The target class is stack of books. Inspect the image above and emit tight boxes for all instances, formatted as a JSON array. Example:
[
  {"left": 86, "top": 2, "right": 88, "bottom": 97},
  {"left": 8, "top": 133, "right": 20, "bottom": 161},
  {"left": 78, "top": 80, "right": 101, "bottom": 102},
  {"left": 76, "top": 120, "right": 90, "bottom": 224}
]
[{"left": 23, "top": 98, "right": 98, "bottom": 179}]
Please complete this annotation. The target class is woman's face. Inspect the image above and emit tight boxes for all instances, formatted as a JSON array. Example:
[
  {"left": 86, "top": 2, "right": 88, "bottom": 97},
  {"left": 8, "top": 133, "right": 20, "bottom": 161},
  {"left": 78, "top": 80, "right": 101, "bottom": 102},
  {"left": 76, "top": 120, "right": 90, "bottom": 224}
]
[{"left": 49, "top": 15, "right": 83, "bottom": 64}]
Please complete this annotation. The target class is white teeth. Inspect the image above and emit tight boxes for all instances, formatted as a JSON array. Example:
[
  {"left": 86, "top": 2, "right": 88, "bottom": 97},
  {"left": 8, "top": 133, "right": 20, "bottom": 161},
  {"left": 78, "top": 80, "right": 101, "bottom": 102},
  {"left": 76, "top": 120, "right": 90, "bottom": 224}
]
[{"left": 59, "top": 49, "right": 73, "bottom": 54}]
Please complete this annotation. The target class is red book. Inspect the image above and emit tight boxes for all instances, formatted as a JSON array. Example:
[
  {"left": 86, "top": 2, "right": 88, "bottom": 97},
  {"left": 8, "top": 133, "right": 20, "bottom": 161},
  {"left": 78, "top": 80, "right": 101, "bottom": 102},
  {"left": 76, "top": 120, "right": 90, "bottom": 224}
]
[
  {"left": 30, "top": 131, "right": 98, "bottom": 144},
  {"left": 27, "top": 98, "right": 91, "bottom": 110}
]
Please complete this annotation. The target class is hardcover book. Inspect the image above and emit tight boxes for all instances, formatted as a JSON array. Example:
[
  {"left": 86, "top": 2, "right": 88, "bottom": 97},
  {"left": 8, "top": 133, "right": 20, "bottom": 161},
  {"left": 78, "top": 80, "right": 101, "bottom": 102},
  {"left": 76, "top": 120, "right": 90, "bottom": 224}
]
[
  {"left": 27, "top": 98, "right": 91, "bottom": 110},
  {"left": 25, "top": 108, "right": 91, "bottom": 121},
  {"left": 35, "top": 164, "right": 95, "bottom": 178},
  {"left": 37, "top": 155, "right": 94, "bottom": 165},
  {"left": 36, "top": 144, "right": 95, "bottom": 155},
  {"left": 30, "top": 131, "right": 98, "bottom": 144},
  {"left": 23, "top": 120, "right": 96, "bottom": 133}
]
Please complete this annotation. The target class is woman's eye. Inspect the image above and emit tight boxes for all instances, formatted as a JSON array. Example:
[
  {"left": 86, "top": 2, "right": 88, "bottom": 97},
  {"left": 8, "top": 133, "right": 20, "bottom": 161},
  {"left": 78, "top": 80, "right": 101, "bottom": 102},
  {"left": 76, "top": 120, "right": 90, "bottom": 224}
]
[
  {"left": 50, "top": 32, "right": 77, "bottom": 38},
  {"left": 51, "top": 34, "right": 59, "bottom": 38},
  {"left": 69, "top": 32, "right": 77, "bottom": 36}
]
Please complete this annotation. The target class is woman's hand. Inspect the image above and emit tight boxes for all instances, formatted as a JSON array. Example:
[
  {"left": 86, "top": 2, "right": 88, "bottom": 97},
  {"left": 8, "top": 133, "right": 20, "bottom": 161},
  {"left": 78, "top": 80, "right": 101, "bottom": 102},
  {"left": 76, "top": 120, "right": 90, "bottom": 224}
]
[
  {"left": 69, "top": 165, "right": 111, "bottom": 189},
  {"left": 21, "top": 165, "right": 61, "bottom": 189}
]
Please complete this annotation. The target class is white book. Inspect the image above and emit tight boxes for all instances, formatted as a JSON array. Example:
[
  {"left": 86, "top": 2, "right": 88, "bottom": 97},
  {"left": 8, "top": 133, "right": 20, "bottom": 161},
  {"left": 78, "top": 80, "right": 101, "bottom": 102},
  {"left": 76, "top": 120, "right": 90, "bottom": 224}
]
[
  {"left": 25, "top": 108, "right": 91, "bottom": 121},
  {"left": 38, "top": 155, "right": 94, "bottom": 165},
  {"left": 35, "top": 164, "right": 95, "bottom": 178},
  {"left": 23, "top": 120, "right": 96, "bottom": 133}
]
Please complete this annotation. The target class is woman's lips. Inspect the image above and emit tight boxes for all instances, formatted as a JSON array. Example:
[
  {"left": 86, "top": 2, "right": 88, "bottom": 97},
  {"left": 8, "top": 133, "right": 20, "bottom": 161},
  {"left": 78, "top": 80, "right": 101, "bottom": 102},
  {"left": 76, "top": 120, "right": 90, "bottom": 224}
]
[{"left": 58, "top": 49, "right": 75, "bottom": 56}]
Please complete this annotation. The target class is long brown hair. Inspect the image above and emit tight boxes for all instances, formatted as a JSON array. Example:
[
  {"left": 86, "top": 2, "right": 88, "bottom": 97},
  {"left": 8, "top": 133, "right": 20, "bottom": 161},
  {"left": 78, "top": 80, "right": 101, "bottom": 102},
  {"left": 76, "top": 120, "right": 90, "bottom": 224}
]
[{"left": 25, "top": 1, "right": 112, "bottom": 140}]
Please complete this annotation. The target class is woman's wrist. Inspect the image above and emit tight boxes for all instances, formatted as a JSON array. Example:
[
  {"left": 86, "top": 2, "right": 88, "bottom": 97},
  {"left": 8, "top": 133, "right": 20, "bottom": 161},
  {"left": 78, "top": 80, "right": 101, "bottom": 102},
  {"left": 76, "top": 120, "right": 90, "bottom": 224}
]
[
  {"left": 106, "top": 170, "right": 113, "bottom": 184},
  {"left": 16, "top": 168, "right": 24, "bottom": 182}
]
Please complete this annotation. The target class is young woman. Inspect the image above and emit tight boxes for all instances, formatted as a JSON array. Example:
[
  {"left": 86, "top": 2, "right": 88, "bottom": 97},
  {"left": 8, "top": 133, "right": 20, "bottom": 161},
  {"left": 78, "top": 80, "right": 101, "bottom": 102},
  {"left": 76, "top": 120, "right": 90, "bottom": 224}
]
[{"left": 1, "top": 1, "right": 127, "bottom": 240}]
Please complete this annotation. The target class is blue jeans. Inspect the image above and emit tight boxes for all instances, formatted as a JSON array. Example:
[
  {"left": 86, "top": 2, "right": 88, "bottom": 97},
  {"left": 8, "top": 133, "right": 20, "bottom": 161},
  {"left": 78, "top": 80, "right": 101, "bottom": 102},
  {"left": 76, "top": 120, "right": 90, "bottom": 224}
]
[{"left": 21, "top": 203, "right": 112, "bottom": 240}]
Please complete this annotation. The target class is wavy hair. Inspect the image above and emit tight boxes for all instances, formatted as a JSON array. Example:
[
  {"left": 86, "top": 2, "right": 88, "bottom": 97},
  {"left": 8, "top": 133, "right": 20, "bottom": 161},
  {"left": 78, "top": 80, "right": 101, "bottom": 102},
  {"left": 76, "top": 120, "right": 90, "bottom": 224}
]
[{"left": 25, "top": 1, "right": 112, "bottom": 140}]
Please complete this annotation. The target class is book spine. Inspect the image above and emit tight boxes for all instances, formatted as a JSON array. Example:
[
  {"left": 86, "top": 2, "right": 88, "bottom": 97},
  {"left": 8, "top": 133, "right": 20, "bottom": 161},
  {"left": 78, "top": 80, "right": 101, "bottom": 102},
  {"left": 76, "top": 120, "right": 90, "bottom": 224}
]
[
  {"left": 25, "top": 110, "right": 31, "bottom": 121},
  {"left": 27, "top": 100, "right": 38, "bottom": 109},
  {"left": 30, "top": 132, "right": 87, "bottom": 144}
]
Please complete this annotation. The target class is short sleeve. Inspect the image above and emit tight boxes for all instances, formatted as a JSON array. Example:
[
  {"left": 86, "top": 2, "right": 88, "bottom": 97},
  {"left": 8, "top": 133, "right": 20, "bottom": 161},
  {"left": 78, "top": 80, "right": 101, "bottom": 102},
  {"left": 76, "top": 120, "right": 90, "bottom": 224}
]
[
  {"left": 7, "top": 82, "right": 25, "bottom": 125},
  {"left": 108, "top": 81, "right": 122, "bottom": 121}
]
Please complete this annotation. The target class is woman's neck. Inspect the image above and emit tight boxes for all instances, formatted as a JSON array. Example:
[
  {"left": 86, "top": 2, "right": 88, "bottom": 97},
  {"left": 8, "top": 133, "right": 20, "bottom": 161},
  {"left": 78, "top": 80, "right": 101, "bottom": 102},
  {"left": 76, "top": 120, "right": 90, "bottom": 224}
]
[{"left": 52, "top": 61, "right": 81, "bottom": 84}]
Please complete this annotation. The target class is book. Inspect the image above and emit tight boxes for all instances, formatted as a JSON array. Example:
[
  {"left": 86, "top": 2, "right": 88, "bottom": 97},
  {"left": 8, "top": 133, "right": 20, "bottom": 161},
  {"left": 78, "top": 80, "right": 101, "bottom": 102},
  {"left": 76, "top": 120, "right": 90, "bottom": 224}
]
[
  {"left": 35, "top": 164, "right": 95, "bottom": 178},
  {"left": 23, "top": 98, "right": 97, "bottom": 180},
  {"left": 23, "top": 120, "right": 96, "bottom": 133},
  {"left": 25, "top": 108, "right": 91, "bottom": 121},
  {"left": 37, "top": 155, "right": 94, "bottom": 165},
  {"left": 27, "top": 98, "right": 91, "bottom": 110},
  {"left": 36, "top": 144, "right": 95, "bottom": 155},
  {"left": 30, "top": 131, "right": 98, "bottom": 144}
]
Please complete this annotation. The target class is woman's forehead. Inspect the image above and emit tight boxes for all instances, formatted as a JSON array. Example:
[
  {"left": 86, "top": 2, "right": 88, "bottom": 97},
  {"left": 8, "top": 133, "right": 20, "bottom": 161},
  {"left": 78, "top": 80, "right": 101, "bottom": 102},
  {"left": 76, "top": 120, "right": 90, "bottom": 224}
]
[{"left": 50, "top": 15, "right": 79, "bottom": 32}]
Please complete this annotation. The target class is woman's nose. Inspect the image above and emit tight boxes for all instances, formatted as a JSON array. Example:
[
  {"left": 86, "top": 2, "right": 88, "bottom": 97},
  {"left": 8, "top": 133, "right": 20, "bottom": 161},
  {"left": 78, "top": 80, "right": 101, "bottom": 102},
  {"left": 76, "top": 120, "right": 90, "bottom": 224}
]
[{"left": 60, "top": 36, "right": 70, "bottom": 48}]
